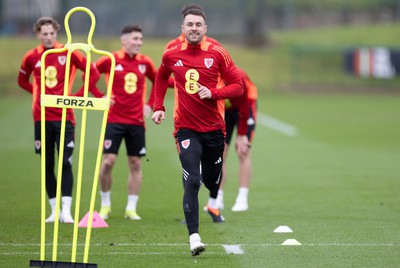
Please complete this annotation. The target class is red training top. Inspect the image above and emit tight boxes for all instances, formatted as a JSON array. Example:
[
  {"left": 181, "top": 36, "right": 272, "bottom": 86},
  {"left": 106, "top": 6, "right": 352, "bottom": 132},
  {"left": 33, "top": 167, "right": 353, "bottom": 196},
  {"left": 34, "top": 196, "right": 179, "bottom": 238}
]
[
  {"left": 96, "top": 50, "right": 157, "bottom": 126},
  {"left": 226, "top": 67, "right": 258, "bottom": 136},
  {"left": 18, "top": 41, "right": 101, "bottom": 125},
  {"left": 154, "top": 39, "right": 243, "bottom": 136}
]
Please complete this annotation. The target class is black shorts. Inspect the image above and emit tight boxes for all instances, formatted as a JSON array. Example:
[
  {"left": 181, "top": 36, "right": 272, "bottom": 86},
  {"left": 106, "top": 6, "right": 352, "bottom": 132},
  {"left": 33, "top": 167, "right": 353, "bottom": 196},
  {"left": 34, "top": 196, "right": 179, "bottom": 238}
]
[
  {"left": 175, "top": 129, "right": 225, "bottom": 183},
  {"left": 34, "top": 121, "right": 75, "bottom": 155},
  {"left": 225, "top": 108, "right": 256, "bottom": 145},
  {"left": 103, "top": 123, "right": 146, "bottom": 156}
]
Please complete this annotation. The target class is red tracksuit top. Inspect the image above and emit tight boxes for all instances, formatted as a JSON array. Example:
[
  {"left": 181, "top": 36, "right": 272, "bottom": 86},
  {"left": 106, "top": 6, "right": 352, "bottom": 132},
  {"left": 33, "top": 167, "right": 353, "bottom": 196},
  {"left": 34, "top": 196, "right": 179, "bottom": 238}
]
[
  {"left": 18, "top": 42, "right": 101, "bottom": 125},
  {"left": 226, "top": 67, "right": 258, "bottom": 136},
  {"left": 154, "top": 39, "right": 243, "bottom": 136},
  {"left": 96, "top": 50, "right": 157, "bottom": 126}
]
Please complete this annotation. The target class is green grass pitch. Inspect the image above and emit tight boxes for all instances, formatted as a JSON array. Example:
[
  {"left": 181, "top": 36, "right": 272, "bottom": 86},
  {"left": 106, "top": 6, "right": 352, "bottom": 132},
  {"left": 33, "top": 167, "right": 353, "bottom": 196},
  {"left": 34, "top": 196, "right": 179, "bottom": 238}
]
[
  {"left": 0, "top": 92, "right": 399, "bottom": 267},
  {"left": 1, "top": 22, "right": 400, "bottom": 267}
]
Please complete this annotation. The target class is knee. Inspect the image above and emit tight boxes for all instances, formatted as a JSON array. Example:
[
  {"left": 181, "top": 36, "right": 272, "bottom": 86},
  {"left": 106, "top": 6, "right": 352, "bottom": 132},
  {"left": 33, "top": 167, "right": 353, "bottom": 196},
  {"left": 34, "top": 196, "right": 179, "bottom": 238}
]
[
  {"left": 128, "top": 156, "right": 141, "bottom": 172},
  {"left": 102, "top": 155, "right": 116, "bottom": 170},
  {"left": 185, "top": 176, "right": 201, "bottom": 191}
]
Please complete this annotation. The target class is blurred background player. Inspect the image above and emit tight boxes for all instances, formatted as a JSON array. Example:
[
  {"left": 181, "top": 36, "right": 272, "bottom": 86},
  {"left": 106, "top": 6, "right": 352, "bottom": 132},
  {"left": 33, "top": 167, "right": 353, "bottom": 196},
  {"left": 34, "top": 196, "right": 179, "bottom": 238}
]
[
  {"left": 17, "top": 17, "right": 101, "bottom": 223},
  {"left": 217, "top": 67, "right": 258, "bottom": 211},
  {"left": 96, "top": 25, "right": 165, "bottom": 220},
  {"left": 151, "top": 8, "right": 243, "bottom": 255}
]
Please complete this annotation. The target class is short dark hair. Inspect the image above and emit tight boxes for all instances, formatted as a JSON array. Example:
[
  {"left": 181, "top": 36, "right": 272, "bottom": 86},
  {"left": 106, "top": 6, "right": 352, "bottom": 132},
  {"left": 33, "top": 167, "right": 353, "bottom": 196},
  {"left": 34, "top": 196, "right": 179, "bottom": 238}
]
[
  {"left": 121, "top": 25, "right": 142, "bottom": 35},
  {"left": 33, "top": 17, "right": 60, "bottom": 33},
  {"left": 180, "top": 4, "right": 205, "bottom": 15},
  {"left": 182, "top": 8, "right": 206, "bottom": 21}
]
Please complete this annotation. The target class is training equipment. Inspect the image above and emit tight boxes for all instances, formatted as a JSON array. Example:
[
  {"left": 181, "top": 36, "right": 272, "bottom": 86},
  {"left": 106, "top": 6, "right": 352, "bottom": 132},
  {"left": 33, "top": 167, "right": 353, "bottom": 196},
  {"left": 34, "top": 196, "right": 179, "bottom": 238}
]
[
  {"left": 273, "top": 225, "right": 293, "bottom": 233},
  {"left": 78, "top": 211, "right": 108, "bottom": 228},
  {"left": 98, "top": 206, "right": 111, "bottom": 220},
  {"left": 30, "top": 7, "right": 115, "bottom": 268},
  {"left": 207, "top": 206, "right": 225, "bottom": 223},
  {"left": 125, "top": 210, "right": 141, "bottom": 220},
  {"left": 281, "top": 239, "right": 301, "bottom": 246}
]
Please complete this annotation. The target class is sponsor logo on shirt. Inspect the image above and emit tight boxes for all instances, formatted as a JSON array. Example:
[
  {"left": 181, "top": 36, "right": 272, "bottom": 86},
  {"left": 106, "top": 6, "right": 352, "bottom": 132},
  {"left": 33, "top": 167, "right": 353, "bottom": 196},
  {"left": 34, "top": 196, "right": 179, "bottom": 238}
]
[
  {"left": 174, "top": 60, "right": 184, "bottom": 67},
  {"left": 204, "top": 58, "right": 213, "bottom": 68},
  {"left": 115, "top": 64, "right": 123, "bottom": 71},
  {"left": 35, "top": 61, "right": 41, "bottom": 68}
]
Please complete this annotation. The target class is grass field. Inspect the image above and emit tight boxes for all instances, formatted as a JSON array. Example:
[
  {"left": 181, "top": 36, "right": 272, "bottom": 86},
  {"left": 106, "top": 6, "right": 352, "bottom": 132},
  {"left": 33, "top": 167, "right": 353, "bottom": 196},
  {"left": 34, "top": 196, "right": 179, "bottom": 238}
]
[
  {"left": 1, "top": 23, "right": 400, "bottom": 267},
  {"left": 1, "top": 93, "right": 399, "bottom": 267}
]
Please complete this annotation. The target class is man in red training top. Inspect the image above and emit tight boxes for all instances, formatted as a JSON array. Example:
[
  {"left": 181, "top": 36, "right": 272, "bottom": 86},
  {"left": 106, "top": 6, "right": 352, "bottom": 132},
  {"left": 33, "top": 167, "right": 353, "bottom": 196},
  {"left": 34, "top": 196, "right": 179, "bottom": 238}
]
[
  {"left": 95, "top": 25, "right": 167, "bottom": 221},
  {"left": 218, "top": 67, "right": 258, "bottom": 212},
  {"left": 152, "top": 8, "right": 243, "bottom": 256},
  {"left": 17, "top": 17, "right": 101, "bottom": 224}
]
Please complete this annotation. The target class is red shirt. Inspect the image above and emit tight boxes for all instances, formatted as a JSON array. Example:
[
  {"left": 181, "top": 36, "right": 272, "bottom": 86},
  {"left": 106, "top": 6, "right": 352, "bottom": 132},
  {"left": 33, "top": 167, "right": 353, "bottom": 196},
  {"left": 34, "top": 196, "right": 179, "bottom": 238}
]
[
  {"left": 226, "top": 68, "right": 258, "bottom": 135},
  {"left": 18, "top": 42, "right": 100, "bottom": 125},
  {"left": 154, "top": 39, "right": 243, "bottom": 136},
  {"left": 96, "top": 50, "right": 157, "bottom": 126}
]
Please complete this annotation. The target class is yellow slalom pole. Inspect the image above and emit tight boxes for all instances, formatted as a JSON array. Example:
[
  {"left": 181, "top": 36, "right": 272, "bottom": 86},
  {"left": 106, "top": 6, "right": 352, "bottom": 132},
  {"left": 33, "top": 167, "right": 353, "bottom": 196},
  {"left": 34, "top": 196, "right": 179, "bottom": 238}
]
[
  {"left": 40, "top": 45, "right": 68, "bottom": 261},
  {"left": 62, "top": 7, "right": 95, "bottom": 263},
  {"left": 37, "top": 6, "right": 115, "bottom": 266},
  {"left": 83, "top": 45, "right": 115, "bottom": 263}
]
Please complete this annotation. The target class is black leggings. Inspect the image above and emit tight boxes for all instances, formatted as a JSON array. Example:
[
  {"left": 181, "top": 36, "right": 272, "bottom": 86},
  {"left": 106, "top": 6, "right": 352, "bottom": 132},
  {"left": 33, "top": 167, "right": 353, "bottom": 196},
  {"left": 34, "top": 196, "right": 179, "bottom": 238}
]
[
  {"left": 175, "top": 129, "right": 224, "bottom": 235},
  {"left": 35, "top": 121, "right": 74, "bottom": 198}
]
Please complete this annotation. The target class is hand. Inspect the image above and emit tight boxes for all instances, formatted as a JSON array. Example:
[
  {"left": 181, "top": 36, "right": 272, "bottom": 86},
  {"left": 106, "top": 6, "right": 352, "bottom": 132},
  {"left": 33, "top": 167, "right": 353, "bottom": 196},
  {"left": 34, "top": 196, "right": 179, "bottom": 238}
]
[
  {"left": 235, "top": 135, "right": 250, "bottom": 155},
  {"left": 197, "top": 83, "right": 212, "bottom": 99},
  {"left": 152, "top": 110, "right": 165, "bottom": 124},
  {"left": 107, "top": 95, "right": 116, "bottom": 106},
  {"left": 143, "top": 104, "right": 152, "bottom": 118}
]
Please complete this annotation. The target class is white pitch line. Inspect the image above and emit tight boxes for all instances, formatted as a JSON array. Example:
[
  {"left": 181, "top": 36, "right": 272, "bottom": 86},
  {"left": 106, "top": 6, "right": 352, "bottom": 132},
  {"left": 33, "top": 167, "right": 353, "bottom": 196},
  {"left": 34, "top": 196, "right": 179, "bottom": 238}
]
[
  {"left": 258, "top": 112, "right": 298, "bottom": 136},
  {"left": 1, "top": 243, "right": 399, "bottom": 247},
  {"left": 223, "top": 244, "right": 244, "bottom": 254},
  {"left": 1, "top": 243, "right": 400, "bottom": 256}
]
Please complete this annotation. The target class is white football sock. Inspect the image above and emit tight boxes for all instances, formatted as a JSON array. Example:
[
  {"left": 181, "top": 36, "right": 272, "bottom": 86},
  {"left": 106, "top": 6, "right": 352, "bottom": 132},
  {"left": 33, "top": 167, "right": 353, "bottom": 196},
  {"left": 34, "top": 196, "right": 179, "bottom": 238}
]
[
  {"left": 208, "top": 197, "right": 218, "bottom": 209},
  {"left": 100, "top": 191, "right": 111, "bottom": 207},
  {"left": 62, "top": 196, "right": 72, "bottom": 214},
  {"left": 126, "top": 195, "right": 139, "bottom": 211},
  {"left": 237, "top": 187, "right": 249, "bottom": 202},
  {"left": 48, "top": 197, "right": 57, "bottom": 214}
]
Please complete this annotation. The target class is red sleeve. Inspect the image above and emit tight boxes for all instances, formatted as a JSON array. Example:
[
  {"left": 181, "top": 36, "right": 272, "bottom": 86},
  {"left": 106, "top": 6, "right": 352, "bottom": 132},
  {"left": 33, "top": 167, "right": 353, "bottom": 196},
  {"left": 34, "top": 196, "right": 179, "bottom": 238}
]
[
  {"left": 237, "top": 81, "right": 250, "bottom": 135},
  {"left": 153, "top": 56, "right": 172, "bottom": 111},
  {"left": 147, "top": 75, "right": 175, "bottom": 108},
  {"left": 144, "top": 57, "right": 157, "bottom": 107},
  {"left": 209, "top": 45, "right": 243, "bottom": 99},
  {"left": 211, "top": 64, "right": 243, "bottom": 100},
  {"left": 237, "top": 69, "right": 257, "bottom": 135},
  {"left": 18, "top": 51, "right": 34, "bottom": 94}
]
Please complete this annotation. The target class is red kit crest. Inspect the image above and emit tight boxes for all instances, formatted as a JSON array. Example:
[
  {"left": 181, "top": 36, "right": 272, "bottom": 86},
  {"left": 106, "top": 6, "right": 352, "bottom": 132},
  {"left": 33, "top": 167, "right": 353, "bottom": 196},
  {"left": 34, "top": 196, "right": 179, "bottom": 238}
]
[
  {"left": 204, "top": 58, "right": 214, "bottom": 68},
  {"left": 181, "top": 139, "right": 190, "bottom": 149},
  {"left": 104, "top": 139, "right": 112, "bottom": 149}
]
